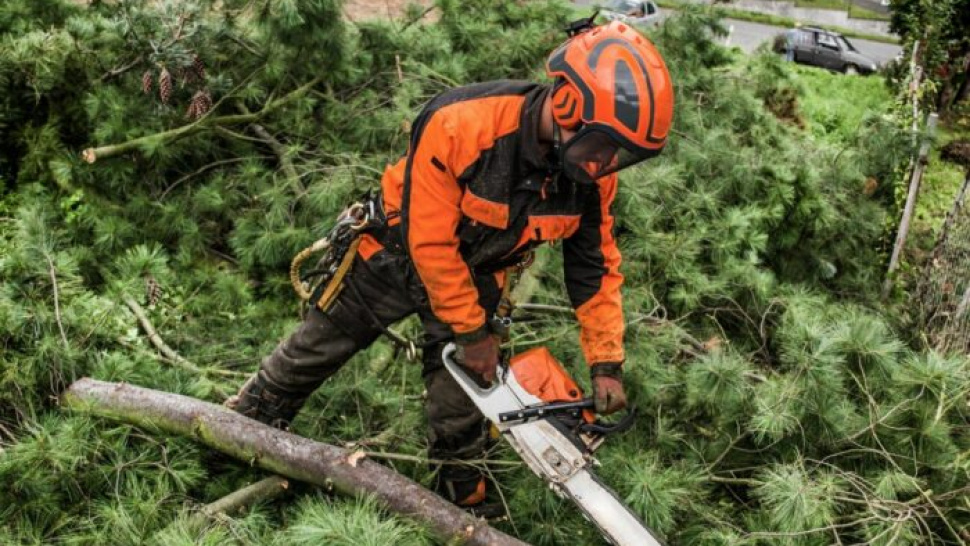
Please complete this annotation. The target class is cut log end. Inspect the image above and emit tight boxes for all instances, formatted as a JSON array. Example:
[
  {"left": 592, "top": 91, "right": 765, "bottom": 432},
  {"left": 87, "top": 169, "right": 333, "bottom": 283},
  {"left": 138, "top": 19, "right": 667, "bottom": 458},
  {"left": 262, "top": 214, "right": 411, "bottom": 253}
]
[{"left": 81, "top": 148, "right": 97, "bottom": 164}]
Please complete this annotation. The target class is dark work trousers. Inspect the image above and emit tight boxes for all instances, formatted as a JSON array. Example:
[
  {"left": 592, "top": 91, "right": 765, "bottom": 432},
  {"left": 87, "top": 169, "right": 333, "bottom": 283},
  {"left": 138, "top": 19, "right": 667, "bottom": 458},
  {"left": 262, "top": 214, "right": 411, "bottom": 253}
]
[{"left": 255, "top": 247, "right": 498, "bottom": 479}]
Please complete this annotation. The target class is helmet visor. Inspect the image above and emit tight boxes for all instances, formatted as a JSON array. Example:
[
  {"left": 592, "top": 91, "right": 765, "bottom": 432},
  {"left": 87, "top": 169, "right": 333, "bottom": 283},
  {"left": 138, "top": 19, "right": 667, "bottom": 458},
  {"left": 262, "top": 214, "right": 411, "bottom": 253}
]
[{"left": 561, "top": 128, "right": 653, "bottom": 185}]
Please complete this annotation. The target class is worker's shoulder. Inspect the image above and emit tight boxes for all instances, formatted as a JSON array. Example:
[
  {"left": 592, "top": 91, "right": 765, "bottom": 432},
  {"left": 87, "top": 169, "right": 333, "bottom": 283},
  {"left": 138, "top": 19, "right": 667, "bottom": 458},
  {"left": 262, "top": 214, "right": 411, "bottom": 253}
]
[
  {"left": 419, "top": 80, "right": 539, "bottom": 134},
  {"left": 425, "top": 80, "right": 541, "bottom": 114}
]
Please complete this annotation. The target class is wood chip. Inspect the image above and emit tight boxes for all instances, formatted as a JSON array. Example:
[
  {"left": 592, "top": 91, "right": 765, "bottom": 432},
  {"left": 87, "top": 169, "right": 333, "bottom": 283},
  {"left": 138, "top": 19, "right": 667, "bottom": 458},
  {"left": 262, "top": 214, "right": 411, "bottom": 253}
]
[{"left": 347, "top": 450, "right": 367, "bottom": 467}]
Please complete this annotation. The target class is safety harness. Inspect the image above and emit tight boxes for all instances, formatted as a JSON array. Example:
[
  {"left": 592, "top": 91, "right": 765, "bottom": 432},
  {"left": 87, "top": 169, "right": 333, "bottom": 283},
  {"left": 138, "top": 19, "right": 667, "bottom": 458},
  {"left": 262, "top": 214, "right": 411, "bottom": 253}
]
[{"left": 289, "top": 195, "right": 534, "bottom": 362}]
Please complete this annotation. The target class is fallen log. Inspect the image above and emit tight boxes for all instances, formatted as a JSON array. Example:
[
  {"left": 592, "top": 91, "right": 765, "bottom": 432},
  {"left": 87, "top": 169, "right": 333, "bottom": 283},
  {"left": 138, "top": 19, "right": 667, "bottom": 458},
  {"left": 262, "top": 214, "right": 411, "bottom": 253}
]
[{"left": 63, "top": 378, "right": 528, "bottom": 546}]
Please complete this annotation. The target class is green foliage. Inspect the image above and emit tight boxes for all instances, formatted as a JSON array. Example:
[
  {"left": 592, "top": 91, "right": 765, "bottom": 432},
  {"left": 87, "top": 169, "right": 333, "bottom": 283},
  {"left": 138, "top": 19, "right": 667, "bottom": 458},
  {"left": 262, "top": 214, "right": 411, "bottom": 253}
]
[
  {"left": 0, "top": 0, "right": 967, "bottom": 544},
  {"left": 279, "top": 494, "right": 431, "bottom": 546},
  {"left": 754, "top": 463, "right": 843, "bottom": 534}
]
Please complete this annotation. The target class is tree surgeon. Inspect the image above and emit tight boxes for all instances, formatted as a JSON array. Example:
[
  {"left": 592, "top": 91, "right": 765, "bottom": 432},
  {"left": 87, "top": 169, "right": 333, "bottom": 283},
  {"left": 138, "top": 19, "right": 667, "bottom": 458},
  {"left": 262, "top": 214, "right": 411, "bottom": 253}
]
[{"left": 228, "top": 20, "right": 674, "bottom": 508}]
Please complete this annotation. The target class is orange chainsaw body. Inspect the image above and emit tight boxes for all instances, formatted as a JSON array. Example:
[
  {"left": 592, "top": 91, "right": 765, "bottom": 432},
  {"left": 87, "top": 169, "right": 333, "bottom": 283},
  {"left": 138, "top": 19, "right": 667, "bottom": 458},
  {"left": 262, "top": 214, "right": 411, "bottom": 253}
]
[{"left": 509, "top": 347, "right": 595, "bottom": 423}]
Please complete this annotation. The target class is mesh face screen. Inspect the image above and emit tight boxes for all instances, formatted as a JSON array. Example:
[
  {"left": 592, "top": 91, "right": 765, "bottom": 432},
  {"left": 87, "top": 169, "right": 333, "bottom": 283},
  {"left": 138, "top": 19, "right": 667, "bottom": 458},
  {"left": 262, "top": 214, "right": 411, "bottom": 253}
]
[{"left": 561, "top": 128, "right": 650, "bottom": 185}]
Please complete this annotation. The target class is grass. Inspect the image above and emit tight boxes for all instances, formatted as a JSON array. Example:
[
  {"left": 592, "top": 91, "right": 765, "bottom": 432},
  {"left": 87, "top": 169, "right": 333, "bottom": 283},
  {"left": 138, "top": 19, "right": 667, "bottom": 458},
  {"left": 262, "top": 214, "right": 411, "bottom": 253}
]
[
  {"left": 793, "top": 63, "right": 893, "bottom": 142},
  {"left": 795, "top": 0, "right": 891, "bottom": 20},
  {"left": 794, "top": 0, "right": 848, "bottom": 10},
  {"left": 846, "top": 3, "right": 891, "bottom": 21},
  {"left": 911, "top": 121, "right": 970, "bottom": 254}
]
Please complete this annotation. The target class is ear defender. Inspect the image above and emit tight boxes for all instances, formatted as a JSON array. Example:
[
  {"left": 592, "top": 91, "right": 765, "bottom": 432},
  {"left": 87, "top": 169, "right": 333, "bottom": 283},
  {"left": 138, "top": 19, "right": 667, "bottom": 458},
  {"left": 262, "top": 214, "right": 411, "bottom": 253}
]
[{"left": 551, "top": 79, "right": 583, "bottom": 131}]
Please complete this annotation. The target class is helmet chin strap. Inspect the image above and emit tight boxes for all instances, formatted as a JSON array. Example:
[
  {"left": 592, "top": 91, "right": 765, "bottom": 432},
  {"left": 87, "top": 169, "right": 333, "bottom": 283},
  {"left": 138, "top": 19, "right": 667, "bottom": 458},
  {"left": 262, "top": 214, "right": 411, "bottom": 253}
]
[
  {"left": 546, "top": 120, "right": 572, "bottom": 188},
  {"left": 551, "top": 121, "right": 562, "bottom": 168}
]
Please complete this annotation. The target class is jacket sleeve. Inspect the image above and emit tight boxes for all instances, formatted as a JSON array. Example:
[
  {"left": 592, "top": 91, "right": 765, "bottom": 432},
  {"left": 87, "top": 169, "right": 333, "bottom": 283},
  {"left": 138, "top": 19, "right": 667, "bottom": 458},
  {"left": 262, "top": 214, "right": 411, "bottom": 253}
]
[
  {"left": 401, "top": 111, "right": 488, "bottom": 341},
  {"left": 562, "top": 173, "right": 625, "bottom": 366}
]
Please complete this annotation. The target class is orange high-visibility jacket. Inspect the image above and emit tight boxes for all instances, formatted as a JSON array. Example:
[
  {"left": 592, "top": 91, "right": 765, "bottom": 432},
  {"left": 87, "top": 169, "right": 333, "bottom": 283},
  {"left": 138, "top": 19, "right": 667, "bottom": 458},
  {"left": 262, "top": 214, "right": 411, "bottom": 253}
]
[{"left": 374, "top": 81, "right": 624, "bottom": 367}]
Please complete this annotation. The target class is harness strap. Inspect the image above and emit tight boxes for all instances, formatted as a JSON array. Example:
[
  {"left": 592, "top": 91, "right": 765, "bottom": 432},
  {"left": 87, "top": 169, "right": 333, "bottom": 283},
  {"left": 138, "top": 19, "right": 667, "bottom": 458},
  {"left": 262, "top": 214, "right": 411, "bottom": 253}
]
[
  {"left": 316, "top": 236, "right": 362, "bottom": 311},
  {"left": 491, "top": 251, "right": 534, "bottom": 341}
]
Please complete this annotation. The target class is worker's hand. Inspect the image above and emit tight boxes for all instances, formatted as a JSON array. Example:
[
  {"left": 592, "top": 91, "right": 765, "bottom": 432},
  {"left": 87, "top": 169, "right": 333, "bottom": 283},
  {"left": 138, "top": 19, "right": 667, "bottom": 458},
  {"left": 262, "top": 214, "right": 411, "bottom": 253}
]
[
  {"left": 591, "top": 365, "right": 627, "bottom": 415},
  {"left": 456, "top": 335, "right": 500, "bottom": 383}
]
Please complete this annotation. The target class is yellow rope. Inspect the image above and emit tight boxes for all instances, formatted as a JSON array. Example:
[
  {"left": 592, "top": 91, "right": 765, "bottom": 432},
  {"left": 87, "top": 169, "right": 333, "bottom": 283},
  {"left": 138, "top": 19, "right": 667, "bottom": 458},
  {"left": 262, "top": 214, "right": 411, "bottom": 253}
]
[{"left": 290, "top": 237, "right": 331, "bottom": 301}]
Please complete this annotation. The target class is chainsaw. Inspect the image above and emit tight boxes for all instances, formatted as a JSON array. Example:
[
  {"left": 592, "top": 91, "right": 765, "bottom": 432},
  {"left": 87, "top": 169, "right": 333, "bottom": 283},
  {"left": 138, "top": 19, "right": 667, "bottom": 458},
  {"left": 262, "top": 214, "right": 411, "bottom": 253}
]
[{"left": 442, "top": 343, "right": 665, "bottom": 546}]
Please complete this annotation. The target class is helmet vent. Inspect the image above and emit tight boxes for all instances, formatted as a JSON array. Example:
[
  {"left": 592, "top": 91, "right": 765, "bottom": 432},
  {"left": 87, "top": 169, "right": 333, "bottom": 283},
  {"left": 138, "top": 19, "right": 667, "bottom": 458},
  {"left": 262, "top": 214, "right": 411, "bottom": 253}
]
[{"left": 613, "top": 60, "right": 640, "bottom": 133}]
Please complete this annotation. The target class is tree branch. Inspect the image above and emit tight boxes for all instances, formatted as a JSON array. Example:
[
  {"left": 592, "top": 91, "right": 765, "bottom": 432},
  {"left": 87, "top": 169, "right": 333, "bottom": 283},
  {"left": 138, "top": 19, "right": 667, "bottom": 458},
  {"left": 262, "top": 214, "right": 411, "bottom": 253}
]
[
  {"left": 98, "top": 54, "right": 144, "bottom": 82},
  {"left": 122, "top": 296, "right": 244, "bottom": 378},
  {"left": 201, "top": 476, "right": 289, "bottom": 519},
  {"left": 44, "top": 252, "right": 69, "bottom": 349},
  {"left": 82, "top": 76, "right": 322, "bottom": 163},
  {"left": 63, "top": 378, "right": 530, "bottom": 546},
  {"left": 235, "top": 101, "right": 305, "bottom": 194}
]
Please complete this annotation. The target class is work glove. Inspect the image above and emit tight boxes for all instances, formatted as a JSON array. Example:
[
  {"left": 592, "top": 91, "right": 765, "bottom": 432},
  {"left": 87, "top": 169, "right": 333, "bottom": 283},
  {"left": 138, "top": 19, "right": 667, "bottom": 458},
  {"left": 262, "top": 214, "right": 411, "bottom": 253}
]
[
  {"left": 590, "top": 364, "right": 627, "bottom": 415},
  {"left": 456, "top": 334, "right": 500, "bottom": 383}
]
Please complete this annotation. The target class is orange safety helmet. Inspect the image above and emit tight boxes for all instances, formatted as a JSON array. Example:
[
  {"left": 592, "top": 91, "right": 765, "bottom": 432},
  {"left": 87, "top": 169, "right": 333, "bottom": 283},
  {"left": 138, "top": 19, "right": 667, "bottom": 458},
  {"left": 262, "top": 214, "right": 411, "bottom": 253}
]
[{"left": 545, "top": 19, "right": 674, "bottom": 185}]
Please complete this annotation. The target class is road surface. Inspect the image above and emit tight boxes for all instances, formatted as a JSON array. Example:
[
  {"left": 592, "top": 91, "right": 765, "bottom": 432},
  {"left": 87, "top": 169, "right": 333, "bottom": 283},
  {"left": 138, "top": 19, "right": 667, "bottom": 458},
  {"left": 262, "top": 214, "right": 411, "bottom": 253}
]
[{"left": 719, "top": 18, "right": 901, "bottom": 66}]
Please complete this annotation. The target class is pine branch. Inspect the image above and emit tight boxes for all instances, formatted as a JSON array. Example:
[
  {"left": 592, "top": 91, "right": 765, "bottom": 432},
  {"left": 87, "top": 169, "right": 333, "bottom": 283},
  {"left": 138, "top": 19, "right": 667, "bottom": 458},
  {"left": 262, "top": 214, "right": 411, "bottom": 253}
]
[
  {"left": 82, "top": 76, "right": 322, "bottom": 163},
  {"left": 157, "top": 475, "right": 290, "bottom": 540},
  {"left": 234, "top": 100, "right": 305, "bottom": 194},
  {"left": 202, "top": 475, "right": 289, "bottom": 516},
  {"left": 159, "top": 156, "right": 268, "bottom": 200},
  {"left": 122, "top": 296, "right": 244, "bottom": 378},
  {"left": 399, "top": 5, "right": 436, "bottom": 32},
  {"left": 44, "top": 252, "right": 69, "bottom": 349},
  {"left": 98, "top": 54, "right": 144, "bottom": 82},
  {"left": 707, "top": 475, "right": 762, "bottom": 487}
]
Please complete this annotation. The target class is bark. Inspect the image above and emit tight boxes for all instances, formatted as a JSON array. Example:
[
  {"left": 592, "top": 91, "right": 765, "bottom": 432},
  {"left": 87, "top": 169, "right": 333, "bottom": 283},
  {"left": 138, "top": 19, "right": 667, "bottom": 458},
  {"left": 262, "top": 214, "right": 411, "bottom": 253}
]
[{"left": 63, "top": 378, "right": 529, "bottom": 546}]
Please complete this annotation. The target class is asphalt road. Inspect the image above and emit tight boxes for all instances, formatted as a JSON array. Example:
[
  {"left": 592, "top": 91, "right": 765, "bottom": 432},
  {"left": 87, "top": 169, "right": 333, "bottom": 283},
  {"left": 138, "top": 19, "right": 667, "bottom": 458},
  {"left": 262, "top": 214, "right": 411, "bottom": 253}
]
[{"left": 719, "top": 18, "right": 902, "bottom": 66}]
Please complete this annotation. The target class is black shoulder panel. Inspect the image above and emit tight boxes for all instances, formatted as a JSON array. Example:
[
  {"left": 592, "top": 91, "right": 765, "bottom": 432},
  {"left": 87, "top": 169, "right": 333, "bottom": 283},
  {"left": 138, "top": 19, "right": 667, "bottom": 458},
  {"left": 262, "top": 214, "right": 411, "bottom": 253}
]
[{"left": 563, "top": 185, "right": 607, "bottom": 309}]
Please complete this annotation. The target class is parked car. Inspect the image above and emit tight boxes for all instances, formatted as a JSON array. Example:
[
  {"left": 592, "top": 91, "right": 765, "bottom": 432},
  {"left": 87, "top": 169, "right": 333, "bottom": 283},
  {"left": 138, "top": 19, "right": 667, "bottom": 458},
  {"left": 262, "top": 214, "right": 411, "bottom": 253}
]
[
  {"left": 599, "top": 0, "right": 662, "bottom": 28},
  {"left": 773, "top": 27, "right": 879, "bottom": 75}
]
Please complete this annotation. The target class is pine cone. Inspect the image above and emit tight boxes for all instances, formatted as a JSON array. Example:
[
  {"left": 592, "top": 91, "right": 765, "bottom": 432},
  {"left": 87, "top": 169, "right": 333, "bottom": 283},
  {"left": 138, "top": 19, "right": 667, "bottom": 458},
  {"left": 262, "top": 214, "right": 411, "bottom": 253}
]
[
  {"left": 145, "top": 275, "right": 162, "bottom": 307},
  {"left": 159, "top": 68, "right": 173, "bottom": 104},
  {"left": 141, "top": 70, "right": 153, "bottom": 95},
  {"left": 192, "top": 54, "right": 206, "bottom": 81},
  {"left": 187, "top": 89, "right": 213, "bottom": 120}
]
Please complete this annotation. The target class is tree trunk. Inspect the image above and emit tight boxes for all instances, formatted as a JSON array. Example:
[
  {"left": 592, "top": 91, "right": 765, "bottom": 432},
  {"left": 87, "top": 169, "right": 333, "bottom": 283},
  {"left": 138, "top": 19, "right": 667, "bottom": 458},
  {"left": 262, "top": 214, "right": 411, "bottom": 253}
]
[
  {"left": 63, "top": 378, "right": 529, "bottom": 546},
  {"left": 883, "top": 113, "right": 939, "bottom": 298},
  {"left": 954, "top": 53, "right": 970, "bottom": 106}
]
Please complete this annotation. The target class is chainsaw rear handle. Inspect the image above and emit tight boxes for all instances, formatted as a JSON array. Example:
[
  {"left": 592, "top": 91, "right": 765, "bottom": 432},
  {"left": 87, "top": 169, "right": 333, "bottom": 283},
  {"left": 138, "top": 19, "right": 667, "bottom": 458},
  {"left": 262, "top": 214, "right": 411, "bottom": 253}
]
[{"left": 581, "top": 405, "right": 637, "bottom": 435}]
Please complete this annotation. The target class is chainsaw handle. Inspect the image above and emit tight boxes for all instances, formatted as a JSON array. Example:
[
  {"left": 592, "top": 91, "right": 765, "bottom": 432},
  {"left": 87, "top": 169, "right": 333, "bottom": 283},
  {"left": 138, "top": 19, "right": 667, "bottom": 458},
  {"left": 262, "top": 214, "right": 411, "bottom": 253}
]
[
  {"left": 582, "top": 405, "right": 638, "bottom": 436},
  {"left": 442, "top": 344, "right": 500, "bottom": 394}
]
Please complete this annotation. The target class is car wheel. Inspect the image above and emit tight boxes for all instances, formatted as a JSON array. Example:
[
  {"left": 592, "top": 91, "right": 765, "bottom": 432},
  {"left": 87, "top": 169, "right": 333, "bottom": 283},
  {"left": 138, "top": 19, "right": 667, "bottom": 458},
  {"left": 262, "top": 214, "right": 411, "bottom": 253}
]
[{"left": 844, "top": 64, "right": 858, "bottom": 75}]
